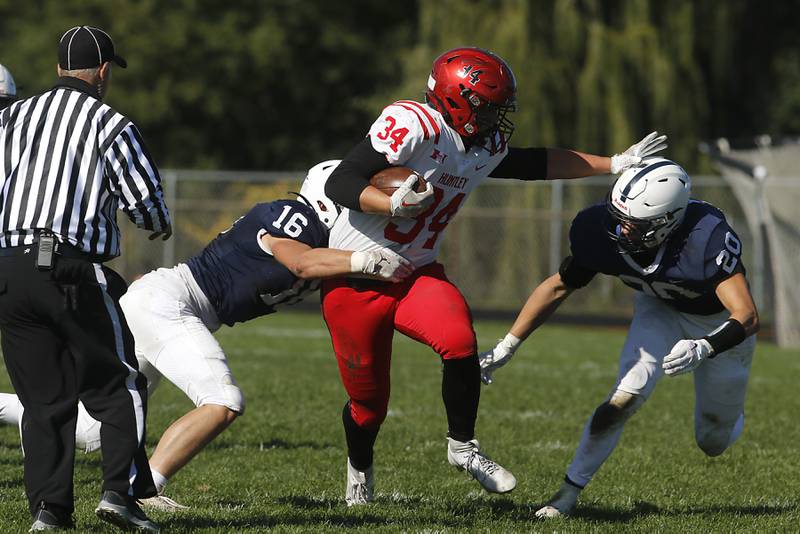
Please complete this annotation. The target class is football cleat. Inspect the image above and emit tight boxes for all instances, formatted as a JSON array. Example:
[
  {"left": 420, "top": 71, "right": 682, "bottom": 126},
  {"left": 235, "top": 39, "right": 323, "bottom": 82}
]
[
  {"left": 534, "top": 480, "right": 581, "bottom": 518},
  {"left": 95, "top": 490, "right": 160, "bottom": 532},
  {"left": 29, "top": 502, "right": 74, "bottom": 531},
  {"left": 447, "top": 438, "right": 516, "bottom": 493},
  {"left": 345, "top": 458, "right": 374, "bottom": 506},
  {"left": 139, "top": 494, "right": 190, "bottom": 512}
]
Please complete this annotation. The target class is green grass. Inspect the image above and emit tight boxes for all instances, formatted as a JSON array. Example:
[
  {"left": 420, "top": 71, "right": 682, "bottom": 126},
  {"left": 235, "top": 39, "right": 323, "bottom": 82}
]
[{"left": 1, "top": 310, "right": 798, "bottom": 532}]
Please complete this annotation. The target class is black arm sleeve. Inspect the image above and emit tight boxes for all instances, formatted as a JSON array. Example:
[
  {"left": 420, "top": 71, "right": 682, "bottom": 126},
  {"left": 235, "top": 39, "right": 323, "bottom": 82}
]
[
  {"left": 488, "top": 147, "right": 548, "bottom": 180},
  {"left": 325, "top": 136, "right": 392, "bottom": 211},
  {"left": 558, "top": 255, "right": 597, "bottom": 289}
]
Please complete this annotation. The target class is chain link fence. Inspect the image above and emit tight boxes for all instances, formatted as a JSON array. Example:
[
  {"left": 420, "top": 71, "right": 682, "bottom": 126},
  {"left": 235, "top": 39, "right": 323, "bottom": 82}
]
[{"left": 108, "top": 171, "right": 762, "bottom": 326}]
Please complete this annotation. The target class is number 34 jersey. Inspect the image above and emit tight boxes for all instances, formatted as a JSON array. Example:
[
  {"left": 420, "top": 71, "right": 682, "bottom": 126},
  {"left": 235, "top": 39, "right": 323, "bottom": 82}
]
[
  {"left": 570, "top": 200, "right": 746, "bottom": 315},
  {"left": 329, "top": 100, "right": 508, "bottom": 267},
  {"left": 186, "top": 200, "right": 327, "bottom": 326}
]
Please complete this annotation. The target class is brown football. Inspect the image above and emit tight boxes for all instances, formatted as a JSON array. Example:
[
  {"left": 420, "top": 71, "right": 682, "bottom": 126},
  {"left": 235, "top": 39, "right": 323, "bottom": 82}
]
[{"left": 370, "top": 166, "right": 426, "bottom": 195}]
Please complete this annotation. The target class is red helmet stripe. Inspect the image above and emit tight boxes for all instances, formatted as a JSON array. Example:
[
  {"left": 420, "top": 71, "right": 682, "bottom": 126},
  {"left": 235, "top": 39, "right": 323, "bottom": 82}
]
[
  {"left": 394, "top": 102, "right": 430, "bottom": 140},
  {"left": 397, "top": 100, "right": 441, "bottom": 143}
]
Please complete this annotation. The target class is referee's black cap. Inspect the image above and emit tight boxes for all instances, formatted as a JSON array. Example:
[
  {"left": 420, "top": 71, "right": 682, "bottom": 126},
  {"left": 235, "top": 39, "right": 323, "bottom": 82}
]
[{"left": 58, "top": 26, "right": 127, "bottom": 70}]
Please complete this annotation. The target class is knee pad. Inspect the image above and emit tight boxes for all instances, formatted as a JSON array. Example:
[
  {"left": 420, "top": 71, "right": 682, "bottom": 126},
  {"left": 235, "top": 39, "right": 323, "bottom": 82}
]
[
  {"left": 590, "top": 391, "right": 644, "bottom": 435},
  {"left": 438, "top": 329, "right": 477, "bottom": 361}
]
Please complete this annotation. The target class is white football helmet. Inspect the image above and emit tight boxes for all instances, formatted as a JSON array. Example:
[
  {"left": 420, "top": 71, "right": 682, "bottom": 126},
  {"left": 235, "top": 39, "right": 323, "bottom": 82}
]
[
  {"left": 0, "top": 64, "right": 17, "bottom": 109},
  {"left": 298, "top": 159, "right": 342, "bottom": 230},
  {"left": 607, "top": 157, "right": 691, "bottom": 252}
]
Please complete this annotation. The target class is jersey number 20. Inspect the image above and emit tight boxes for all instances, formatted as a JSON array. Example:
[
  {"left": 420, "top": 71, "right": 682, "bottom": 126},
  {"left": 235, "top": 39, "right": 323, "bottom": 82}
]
[{"left": 715, "top": 232, "right": 742, "bottom": 274}]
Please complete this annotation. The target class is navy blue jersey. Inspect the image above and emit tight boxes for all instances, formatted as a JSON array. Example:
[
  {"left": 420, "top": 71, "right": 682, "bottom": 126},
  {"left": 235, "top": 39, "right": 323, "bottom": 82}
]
[
  {"left": 187, "top": 200, "right": 328, "bottom": 326},
  {"left": 567, "top": 200, "right": 745, "bottom": 315}
]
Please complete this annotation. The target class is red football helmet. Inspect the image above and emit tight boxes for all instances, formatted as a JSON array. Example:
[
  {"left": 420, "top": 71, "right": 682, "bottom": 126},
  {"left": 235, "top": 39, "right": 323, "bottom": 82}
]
[{"left": 425, "top": 47, "right": 517, "bottom": 141}]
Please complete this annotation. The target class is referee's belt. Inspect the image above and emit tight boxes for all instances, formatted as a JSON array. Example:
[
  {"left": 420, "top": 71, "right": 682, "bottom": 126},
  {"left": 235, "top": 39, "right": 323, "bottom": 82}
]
[{"left": 0, "top": 241, "right": 106, "bottom": 262}]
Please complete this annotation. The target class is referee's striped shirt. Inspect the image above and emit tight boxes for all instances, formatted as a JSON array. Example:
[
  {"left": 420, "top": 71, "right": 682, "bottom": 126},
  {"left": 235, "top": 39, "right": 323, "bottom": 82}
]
[{"left": 0, "top": 76, "right": 170, "bottom": 260}]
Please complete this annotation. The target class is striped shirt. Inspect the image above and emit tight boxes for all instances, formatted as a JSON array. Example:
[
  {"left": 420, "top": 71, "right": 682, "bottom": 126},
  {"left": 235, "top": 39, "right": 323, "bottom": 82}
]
[{"left": 0, "top": 76, "right": 170, "bottom": 260}]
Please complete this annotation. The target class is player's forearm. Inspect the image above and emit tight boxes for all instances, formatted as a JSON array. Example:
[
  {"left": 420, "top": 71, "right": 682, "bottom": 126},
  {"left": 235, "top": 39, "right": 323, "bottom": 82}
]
[
  {"left": 509, "top": 273, "right": 573, "bottom": 340},
  {"left": 291, "top": 249, "right": 353, "bottom": 279},
  {"left": 546, "top": 148, "right": 611, "bottom": 180},
  {"left": 358, "top": 186, "right": 393, "bottom": 214},
  {"left": 727, "top": 308, "right": 760, "bottom": 337}
]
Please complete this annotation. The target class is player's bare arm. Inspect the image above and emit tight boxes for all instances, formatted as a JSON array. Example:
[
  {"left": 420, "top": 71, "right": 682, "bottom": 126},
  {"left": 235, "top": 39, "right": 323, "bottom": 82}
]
[
  {"left": 663, "top": 270, "right": 759, "bottom": 377},
  {"left": 714, "top": 272, "right": 760, "bottom": 336},
  {"left": 264, "top": 234, "right": 413, "bottom": 282},
  {"left": 479, "top": 271, "right": 576, "bottom": 384}
]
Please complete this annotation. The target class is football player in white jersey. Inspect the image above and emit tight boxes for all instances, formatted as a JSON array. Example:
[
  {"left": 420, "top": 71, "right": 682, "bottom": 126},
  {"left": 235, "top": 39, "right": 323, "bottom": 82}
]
[
  {"left": 321, "top": 46, "right": 668, "bottom": 505},
  {"left": 479, "top": 159, "right": 759, "bottom": 518}
]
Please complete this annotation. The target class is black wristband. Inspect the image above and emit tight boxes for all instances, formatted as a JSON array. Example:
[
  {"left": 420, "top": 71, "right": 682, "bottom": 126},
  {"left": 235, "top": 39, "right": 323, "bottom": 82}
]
[{"left": 703, "top": 319, "right": 747, "bottom": 357}]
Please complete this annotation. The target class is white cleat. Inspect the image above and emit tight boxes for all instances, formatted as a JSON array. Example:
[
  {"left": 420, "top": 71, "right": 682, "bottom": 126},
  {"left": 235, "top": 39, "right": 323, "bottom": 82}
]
[
  {"left": 447, "top": 438, "right": 516, "bottom": 493},
  {"left": 534, "top": 481, "right": 581, "bottom": 518},
  {"left": 139, "top": 494, "right": 190, "bottom": 512},
  {"left": 534, "top": 505, "right": 564, "bottom": 518},
  {"left": 345, "top": 458, "right": 374, "bottom": 506}
]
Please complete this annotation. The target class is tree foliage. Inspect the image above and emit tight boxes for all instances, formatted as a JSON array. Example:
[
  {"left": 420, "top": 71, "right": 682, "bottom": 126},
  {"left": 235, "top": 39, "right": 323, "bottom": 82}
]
[{"left": 0, "top": 0, "right": 798, "bottom": 172}]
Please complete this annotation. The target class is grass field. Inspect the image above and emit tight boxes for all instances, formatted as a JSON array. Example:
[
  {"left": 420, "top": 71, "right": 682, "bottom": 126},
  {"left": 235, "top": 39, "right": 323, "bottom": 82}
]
[{"left": 0, "top": 309, "right": 798, "bottom": 532}]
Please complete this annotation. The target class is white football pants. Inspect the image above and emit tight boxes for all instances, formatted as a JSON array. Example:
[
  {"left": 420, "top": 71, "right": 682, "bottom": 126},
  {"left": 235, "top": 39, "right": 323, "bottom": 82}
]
[
  {"left": 566, "top": 293, "right": 755, "bottom": 487},
  {"left": 119, "top": 264, "right": 245, "bottom": 414}
]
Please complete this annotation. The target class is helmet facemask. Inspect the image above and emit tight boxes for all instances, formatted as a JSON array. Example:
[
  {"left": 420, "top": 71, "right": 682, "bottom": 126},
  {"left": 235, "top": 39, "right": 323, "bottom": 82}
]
[{"left": 606, "top": 197, "right": 684, "bottom": 253}]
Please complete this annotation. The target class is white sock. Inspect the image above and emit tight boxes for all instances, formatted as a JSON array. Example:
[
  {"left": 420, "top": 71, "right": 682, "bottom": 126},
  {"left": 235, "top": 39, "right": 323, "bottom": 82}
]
[
  {"left": 151, "top": 469, "right": 169, "bottom": 495},
  {"left": 0, "top": 393, "right": 24, "bottom": 426}
]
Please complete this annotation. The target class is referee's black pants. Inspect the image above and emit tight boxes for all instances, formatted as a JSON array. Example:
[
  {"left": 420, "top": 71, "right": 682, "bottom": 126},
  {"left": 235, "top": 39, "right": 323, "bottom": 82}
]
[{"left": 0, "top": 252, "right": 156, "bottom": 516}]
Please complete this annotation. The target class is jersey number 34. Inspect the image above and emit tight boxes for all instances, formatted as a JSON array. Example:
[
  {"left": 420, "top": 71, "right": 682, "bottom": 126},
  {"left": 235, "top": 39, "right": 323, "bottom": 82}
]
[{"left": 384, "top": 186, "right": 464, "bottom": 249}]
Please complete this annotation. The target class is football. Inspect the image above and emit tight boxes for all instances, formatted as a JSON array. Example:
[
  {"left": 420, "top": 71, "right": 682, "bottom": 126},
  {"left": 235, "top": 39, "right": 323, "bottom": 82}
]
[{"left": 370, "top": 166, "right": 426, "bottom": 195}]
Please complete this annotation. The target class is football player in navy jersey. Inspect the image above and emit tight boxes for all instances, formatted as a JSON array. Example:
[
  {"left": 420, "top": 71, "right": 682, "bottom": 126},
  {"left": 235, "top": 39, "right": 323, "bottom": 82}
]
[
  {"left": 0, "top": 160, "right": 413, "bottom": 511},
  {"left": 479, "top": 158, "right": 759, "bottom": 518}
]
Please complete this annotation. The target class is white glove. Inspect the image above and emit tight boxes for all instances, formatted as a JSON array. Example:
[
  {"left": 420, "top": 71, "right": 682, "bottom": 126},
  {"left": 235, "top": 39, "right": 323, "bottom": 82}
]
[
  {"left": 479, "top": 333, "right": 521, "bottom": 385},
  {"left": 389, "top": 174, "right": 434, "bottom": 217},
  {"left": 350, "top": 248, "right": 414, "bottom": 282},
  {"left": 662, "top": 338, "right": 714, "bottom": 376},
  {"left": 610, "top": 131, "right": 668, "bottom": 174}
]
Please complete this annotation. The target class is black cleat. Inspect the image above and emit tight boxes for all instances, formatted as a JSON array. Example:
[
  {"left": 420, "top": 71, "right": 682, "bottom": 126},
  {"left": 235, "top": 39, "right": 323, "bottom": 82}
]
[
  {"left": 29, "top": 502, "right": 74, "bottom": 531},
  {"left": 95, "top": 490, "right": 160, "bottom": 532}
]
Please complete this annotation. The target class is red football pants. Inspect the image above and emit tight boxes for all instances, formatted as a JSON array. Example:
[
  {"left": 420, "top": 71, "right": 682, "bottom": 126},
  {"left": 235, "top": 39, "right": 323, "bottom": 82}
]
[{"left": 321, "top": 262, "right": 476, "bottom": 429}]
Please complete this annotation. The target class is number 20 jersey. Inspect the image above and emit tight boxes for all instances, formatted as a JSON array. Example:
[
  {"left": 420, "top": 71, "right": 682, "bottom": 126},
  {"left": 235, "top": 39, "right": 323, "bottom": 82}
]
[
  {"left": 569, "top": 200, "right": 746, "bottom": 315},
  {"left": 328, "top": 100, "right": 508, "bottom": 267},
  {"left": 186, "top": 200, "right": 327, "bottom": 326}
]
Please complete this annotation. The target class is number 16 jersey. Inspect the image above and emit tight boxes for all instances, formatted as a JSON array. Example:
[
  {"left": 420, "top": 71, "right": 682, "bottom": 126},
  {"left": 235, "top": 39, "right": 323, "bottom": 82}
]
[{"left": 329, "top": 100, "right": 508, "bottom": 267}]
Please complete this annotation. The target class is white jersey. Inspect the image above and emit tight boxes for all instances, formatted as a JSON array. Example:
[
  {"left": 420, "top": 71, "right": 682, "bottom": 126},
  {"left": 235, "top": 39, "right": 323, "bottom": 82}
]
[{"left": 329, "top": 100, "right": 508, "bottom": 267}]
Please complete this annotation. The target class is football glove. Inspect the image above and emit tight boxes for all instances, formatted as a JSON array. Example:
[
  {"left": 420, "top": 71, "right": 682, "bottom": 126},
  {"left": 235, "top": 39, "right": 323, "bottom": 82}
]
[
  {"left": 610, "top": 131, "right": 669, "bottom": 174},
  {"left": 390, "top": 174, "right": 434, "bottom": 217},
  {"left": 479, "top": 333, "right": 521, "bottom": 385},
  {"left": 662, "top": 338, "right": 714, "bottom": 376},
  {"left": 350, "top": 248, "right": 414, "bottom": 282}
]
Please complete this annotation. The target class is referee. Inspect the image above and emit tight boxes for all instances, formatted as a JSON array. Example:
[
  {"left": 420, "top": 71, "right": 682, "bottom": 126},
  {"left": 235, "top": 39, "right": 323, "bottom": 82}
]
[{"left": 0, "top": 26, "right": 169, "bottom": 532}]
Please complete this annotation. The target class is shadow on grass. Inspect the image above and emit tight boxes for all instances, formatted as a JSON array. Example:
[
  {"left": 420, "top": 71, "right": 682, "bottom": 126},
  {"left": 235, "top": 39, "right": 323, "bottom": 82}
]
[
  {"left": 571, "top": 500, "right": 796, "bottom": 523},
  {"left": 205, "top": 438, "right": 337, "bottom": 451}
]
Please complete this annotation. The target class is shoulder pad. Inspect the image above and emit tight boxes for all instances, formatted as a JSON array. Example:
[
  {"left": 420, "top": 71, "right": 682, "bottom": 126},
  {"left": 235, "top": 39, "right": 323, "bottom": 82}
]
[
  {"left": 368, "top": 101, "right": 437, "bottom": 164},
  {"left": 569, "top": 204, "right": 608, "bottom": 259},
  {"left": 257, "top": 200, "right": 326, "bottom": 247}
]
